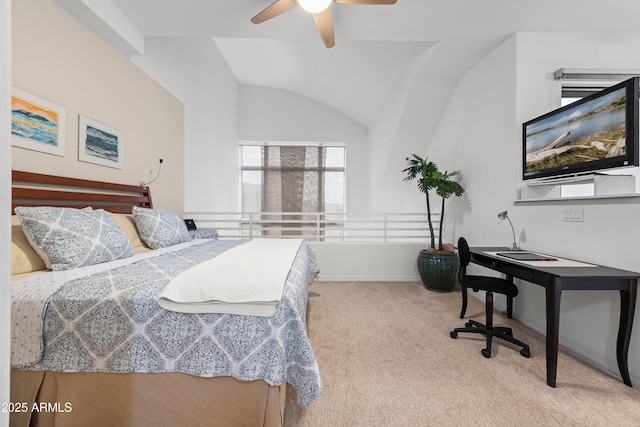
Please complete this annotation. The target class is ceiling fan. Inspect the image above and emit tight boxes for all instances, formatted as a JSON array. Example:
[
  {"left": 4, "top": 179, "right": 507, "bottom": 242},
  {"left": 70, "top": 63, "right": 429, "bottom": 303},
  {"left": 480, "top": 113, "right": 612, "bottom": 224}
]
[{"left": 251, "top": 0, "right": 398, "bottom": 48}]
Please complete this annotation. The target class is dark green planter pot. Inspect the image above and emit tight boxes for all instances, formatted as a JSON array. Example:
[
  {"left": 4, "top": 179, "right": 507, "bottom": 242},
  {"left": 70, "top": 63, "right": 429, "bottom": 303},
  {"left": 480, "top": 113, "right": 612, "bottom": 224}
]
[{"left": 417, "top": 250, "right": 459, "bottom": 292}]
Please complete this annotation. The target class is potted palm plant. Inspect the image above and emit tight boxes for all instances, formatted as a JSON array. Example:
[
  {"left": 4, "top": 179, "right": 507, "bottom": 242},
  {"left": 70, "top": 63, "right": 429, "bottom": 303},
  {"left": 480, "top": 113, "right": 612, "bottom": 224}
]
[{"left": 403, "top": 154, "right": 465, "bottom": 292}]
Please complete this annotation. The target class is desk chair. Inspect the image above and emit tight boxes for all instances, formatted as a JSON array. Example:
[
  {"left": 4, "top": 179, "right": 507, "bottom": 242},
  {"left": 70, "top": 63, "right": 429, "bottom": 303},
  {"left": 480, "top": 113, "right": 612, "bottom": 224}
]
[
  {"left": 450, "top": 237, "right": 530, "bottom": 358},
  {"left": 459, "top": 281, "right": 513, "bottom": 320}
]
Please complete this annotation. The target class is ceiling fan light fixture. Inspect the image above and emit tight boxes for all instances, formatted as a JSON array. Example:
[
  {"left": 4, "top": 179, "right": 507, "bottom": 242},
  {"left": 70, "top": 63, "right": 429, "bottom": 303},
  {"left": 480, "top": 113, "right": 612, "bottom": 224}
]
[{"left": 298, "top": 0, "right": 332, "bottom": 13}]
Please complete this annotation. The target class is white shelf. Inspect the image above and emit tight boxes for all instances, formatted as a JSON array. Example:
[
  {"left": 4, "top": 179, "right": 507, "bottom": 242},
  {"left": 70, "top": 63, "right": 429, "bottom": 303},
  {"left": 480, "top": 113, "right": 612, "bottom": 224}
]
[
  {"left": 514, "top": 193, "right": 640, "bottom": 203},
  {"left": 517, "top": 174, "right": 638, "bottom": 202}
]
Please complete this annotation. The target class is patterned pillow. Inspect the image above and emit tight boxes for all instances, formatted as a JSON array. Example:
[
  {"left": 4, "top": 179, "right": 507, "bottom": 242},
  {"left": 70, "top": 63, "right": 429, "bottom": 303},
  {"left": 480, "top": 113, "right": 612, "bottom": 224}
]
[
  {"left": 132, "top": 206, "right": 191, "bottom": 249},
  {"left": 14, "top": 207, "right": 134, "bottom": 271}
]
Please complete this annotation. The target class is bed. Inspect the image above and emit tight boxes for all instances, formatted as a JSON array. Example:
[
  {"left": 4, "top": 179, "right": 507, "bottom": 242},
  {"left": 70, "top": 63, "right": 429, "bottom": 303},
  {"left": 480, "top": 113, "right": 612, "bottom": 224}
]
[{"left": 9, "top": 171, "right": 321, "bottom": 427}]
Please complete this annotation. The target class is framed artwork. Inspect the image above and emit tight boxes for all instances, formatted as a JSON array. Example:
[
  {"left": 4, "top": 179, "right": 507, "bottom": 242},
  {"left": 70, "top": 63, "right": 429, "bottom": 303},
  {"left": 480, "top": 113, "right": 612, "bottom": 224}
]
[
  {"left": 11, "top": 88, "right": 66, "bottom": 156},
  {"left": 78, "top": 115, "right": 123, "bottom": 169}
]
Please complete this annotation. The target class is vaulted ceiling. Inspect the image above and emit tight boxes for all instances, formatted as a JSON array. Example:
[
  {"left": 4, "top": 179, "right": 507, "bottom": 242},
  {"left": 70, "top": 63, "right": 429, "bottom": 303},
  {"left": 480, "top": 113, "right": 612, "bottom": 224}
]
[{"left": 55, "top": 0, "right": 640, "bottom": 126}]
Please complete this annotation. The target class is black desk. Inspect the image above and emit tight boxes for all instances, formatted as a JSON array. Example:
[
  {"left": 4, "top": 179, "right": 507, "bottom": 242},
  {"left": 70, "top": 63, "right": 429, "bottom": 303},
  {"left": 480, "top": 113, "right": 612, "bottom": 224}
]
[{"left": 469, "top": 247, "right": 638, "bottom": 387}]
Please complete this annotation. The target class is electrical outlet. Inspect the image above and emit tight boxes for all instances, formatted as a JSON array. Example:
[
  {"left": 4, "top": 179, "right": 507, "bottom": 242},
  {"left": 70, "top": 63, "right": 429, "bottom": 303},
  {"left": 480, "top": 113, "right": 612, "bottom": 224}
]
[{"left": 562, "top": 207, "right": 584, "bottom": 222}]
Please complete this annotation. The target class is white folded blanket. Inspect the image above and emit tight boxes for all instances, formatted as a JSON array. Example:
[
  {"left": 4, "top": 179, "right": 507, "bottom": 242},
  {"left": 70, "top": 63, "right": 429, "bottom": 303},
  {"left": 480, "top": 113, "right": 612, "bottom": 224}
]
[{"left": 158, "top": 238, "right": 303, "bottom": 317}]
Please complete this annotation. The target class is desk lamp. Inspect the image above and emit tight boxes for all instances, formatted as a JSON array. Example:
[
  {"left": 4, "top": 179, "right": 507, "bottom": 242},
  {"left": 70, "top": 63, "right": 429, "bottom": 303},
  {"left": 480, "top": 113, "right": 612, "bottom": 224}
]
[{"left": 498, "top": 210, "right": 519, "bottom": 251}]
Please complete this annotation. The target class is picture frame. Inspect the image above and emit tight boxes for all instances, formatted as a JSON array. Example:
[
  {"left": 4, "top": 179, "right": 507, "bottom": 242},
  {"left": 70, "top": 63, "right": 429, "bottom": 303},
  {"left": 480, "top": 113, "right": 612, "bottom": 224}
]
[
  {"left": 11, "top": 88, "right": 66, "bottom": 156},
  {"left": 78, "top": 115, "right": 123, "bottom": 169}
]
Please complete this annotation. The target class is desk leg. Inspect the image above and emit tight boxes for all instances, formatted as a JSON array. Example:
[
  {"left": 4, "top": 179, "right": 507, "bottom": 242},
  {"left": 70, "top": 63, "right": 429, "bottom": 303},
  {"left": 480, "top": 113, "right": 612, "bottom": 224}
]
[
  {"left": 506, "top": 274, "right": 514, "bottom": 319},
  {"left": 545, "top": 281, "right": 562, "bottom": 387},
  {"left": 617, "top": 279, "right": 637, "bottom": 387}
]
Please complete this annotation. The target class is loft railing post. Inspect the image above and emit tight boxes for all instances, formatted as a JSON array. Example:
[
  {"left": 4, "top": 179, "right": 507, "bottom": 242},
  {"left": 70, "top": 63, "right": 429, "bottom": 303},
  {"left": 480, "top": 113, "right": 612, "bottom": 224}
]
[
  {"left": 249, "top": 212, "right": 254, "bottom": 240},
  {"left": 384, "top": 213, "right": 388, "bottom": 243}
]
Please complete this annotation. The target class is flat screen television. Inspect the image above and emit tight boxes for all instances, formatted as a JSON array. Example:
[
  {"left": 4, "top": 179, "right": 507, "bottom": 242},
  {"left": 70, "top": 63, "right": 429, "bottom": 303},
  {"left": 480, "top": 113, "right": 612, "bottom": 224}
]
[{"left": 523, "top": 77, "right": 639, "bottom": 181}]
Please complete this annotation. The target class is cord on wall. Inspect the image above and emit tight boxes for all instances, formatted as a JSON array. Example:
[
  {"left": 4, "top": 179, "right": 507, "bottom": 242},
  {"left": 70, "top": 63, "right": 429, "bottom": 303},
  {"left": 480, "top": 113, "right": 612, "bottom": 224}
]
[{"left": 141, "top": 158, "right": 164, "bottom": 186}]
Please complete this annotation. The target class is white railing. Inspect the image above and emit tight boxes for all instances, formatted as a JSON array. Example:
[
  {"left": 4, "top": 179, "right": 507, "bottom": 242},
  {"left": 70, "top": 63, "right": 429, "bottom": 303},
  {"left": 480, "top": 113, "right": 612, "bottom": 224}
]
[{"left": 183, "top": 212, "right": 438, "bottom": 243}]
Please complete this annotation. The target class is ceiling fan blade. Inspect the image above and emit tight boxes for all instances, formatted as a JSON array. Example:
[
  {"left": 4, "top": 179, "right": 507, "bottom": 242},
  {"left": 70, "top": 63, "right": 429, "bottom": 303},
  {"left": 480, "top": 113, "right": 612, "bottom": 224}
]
[
  {"left": 251, "top": 0, "right": 298, "bottom": 24},
  {"left": 335, "top": 0, "right": 397, "bottom": 4},
  {"left": 312, "top": 8, "right": 335, "bottom": 48}
]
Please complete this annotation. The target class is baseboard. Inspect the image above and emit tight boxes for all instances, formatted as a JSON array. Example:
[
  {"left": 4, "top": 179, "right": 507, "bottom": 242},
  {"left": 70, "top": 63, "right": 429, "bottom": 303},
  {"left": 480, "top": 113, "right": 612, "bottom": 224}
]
[{"left": 315, "top": 275, "right": 420, "bottom": 282}]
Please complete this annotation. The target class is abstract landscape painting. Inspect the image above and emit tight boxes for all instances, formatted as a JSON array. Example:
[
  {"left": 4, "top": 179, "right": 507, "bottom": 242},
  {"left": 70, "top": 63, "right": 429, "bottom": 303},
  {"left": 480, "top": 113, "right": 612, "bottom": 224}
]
[
  {"left": 79, "top": 115, "right": 123, "bottom": 169},
  {"left": 11, "top": 88, "right": 66, "bottom": 156}
]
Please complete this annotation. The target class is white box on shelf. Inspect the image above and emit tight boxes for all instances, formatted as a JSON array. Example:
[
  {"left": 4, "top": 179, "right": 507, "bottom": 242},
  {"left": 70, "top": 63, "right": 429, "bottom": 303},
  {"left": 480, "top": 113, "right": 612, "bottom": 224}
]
[
  {"left": 521, "top": 183, "right": 561, "bottom": 200},
  {"left": 593, "top": 174, "right": 635, "bottom": 196}
]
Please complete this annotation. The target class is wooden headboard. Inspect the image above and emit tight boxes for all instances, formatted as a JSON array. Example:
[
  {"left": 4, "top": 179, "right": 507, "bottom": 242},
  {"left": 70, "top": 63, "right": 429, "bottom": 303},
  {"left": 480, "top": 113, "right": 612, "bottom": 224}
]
[{"left": 11, "top": 170, "right": 153, "bottom": 214}]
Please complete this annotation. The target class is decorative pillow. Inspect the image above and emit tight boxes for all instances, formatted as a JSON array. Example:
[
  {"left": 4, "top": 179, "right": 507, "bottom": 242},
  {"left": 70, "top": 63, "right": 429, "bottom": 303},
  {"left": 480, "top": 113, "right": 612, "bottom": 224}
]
[
  {"left": 14, "top": 207, "right": 134, "bottom": 271},
  {"left": 132, "top": 206, "right": 191, "bottom": 249}
]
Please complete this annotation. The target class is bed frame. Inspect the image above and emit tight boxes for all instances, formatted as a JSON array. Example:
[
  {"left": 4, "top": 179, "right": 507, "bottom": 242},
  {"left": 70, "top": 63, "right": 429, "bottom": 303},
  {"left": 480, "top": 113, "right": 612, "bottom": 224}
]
[
  {"left": 10, "top": 170, "right": 286, "bottom": 427},
  {"left": 11, "top": 170, "right": 153, "bottom": 214}
]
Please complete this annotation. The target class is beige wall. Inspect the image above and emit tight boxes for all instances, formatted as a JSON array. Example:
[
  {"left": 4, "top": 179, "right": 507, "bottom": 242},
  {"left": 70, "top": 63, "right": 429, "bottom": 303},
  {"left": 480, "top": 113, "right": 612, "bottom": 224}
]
[{"left": 11, "top": 0, "right": 185, "bottom": 213}]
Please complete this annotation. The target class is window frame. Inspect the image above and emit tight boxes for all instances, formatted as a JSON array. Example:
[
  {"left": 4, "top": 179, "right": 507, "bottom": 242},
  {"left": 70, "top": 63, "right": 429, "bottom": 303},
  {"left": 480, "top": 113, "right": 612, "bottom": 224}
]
[
  {"left": 560, "top": 81, "right": 617, "bottom": 107},
  {"left": 558, "top": 77, "right": 632, "bottom": 107}
]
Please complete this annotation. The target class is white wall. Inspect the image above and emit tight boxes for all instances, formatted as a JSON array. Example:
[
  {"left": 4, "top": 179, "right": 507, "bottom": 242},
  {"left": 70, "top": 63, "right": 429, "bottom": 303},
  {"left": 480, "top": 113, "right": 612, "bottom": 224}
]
[
  {"left": 238, "top": 85, "right": 369, "bottom": 214},
  {"left": 131, "top": 37, "right": 240, "bottom": 213},
  {"left": 1, "top": 0, "right": 11, "bottom": 423},
  {"left": 368, "top": 44, "right": 458, "bottom": 214},
  {"left": 423, "top": 36, "right": 518, "bottom": 246},
  {"left": 368, "top": 47, "right": 429, "bottom": 213},
  {"left": 310, "top": 243, "right": 424, "bottom": 281},
  {"left": 423, "top": 32, "right": 640, "bottom": 383}
]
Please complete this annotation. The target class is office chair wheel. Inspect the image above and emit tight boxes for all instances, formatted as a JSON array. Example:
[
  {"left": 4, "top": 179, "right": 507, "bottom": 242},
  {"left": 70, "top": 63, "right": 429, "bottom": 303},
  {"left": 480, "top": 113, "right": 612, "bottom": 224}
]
[
  {"left": 450, "top": 331, "right": 457, "bottom": 338},
  {"left": 465, "top": 321, "right": 473, "bottom": 328},
  {"left": 481, "top": 348, "right": 491, "bottom": 358},
  {"left": 520, "top": 348, "right": 530, "bottom": 358}
]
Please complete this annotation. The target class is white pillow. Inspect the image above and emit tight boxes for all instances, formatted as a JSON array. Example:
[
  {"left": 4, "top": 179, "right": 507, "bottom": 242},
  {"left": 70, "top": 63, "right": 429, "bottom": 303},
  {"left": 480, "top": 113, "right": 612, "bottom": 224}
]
[
  {"left": 132, "top": 206, "right": 191, "bottom": 249},
  {"left": 14, "top": 207, "right": 134, "bottom": 271}
]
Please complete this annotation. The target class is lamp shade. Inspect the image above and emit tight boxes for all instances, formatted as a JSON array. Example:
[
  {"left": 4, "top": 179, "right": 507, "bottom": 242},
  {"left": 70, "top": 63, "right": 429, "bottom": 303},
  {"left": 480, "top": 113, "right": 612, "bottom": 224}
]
[{"left": 298, "top": 0, "right": 332, "bottom": 13}]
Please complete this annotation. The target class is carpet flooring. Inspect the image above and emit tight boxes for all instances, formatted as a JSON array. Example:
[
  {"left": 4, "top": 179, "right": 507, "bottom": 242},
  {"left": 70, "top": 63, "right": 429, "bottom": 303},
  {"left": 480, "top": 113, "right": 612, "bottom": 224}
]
[{"left": 284, "top": 281, "right": 640, "bottom": 426}]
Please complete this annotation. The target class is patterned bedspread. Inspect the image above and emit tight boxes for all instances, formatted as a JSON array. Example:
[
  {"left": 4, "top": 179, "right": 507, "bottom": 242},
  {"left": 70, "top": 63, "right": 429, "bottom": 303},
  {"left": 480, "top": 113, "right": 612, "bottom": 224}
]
[{"left": 11, "top": 239, "right": 322, "bottom": 408}]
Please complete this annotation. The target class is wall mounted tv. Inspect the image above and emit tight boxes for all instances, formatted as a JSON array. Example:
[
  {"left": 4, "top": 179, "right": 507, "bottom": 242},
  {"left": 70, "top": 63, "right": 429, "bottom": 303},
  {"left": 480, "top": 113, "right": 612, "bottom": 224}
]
[{"left": 523, "top": 77, "right": 639, "bottom": 181}]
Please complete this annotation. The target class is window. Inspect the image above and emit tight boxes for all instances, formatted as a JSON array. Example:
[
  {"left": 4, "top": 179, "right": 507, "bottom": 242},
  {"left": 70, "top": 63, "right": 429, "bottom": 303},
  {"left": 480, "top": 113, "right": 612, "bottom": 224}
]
[
  {"left": 554, "top": 69, "right": 639, "bottom": 106},
  {"left": 560, "top": 83, "right": 612, "bottom": 106},
  {"left": 241, "top": 143, "right": 345, "bottom": 215}
]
